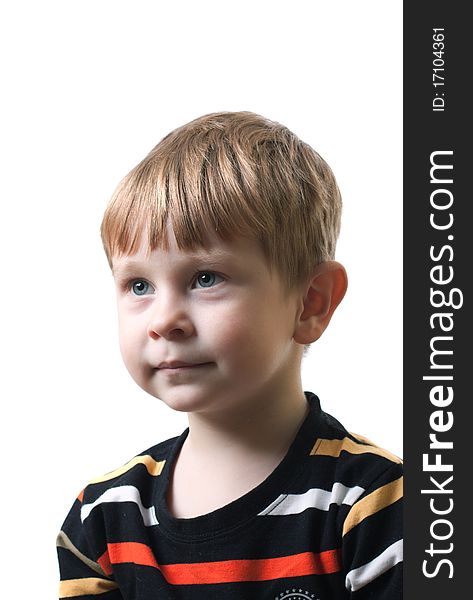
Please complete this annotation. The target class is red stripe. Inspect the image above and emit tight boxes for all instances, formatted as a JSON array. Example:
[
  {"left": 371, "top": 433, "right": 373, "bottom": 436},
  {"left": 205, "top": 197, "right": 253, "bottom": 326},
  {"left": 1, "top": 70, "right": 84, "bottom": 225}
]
[
  {"left": 99, "top": 542, "right": 341, "bottom": 583},
  {"left": 97, "top": 549, "right": 113, "bottom": 576},
  {"left": 162, "top": 549, "right": 341, "bottom": 584},
  {"left": 100, "top": 542, "right": 158, "bottom": 575}
]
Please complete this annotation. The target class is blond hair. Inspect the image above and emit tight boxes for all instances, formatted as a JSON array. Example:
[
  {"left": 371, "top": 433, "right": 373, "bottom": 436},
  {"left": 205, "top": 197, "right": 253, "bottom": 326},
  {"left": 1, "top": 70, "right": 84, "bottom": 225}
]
[{"left": 101, "top": 111, "right": 342, "bottom": 289}]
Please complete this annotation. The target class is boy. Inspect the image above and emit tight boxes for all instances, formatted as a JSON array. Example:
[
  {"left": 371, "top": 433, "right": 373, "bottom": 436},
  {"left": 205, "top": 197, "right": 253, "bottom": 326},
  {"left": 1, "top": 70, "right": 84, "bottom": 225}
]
[{"left": 57, "top": 111, "right": 402, "bottom": 599}]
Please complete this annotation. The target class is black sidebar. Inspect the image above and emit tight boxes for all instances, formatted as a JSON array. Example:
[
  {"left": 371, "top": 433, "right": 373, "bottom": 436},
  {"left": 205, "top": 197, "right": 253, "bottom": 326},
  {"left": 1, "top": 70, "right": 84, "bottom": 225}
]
[{"left": 404, "top": 2, "right": 470, "bottom": 598}]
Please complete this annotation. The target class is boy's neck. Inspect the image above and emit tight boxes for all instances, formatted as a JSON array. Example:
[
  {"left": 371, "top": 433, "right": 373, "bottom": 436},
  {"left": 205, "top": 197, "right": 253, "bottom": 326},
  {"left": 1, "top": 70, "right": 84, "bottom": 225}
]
[{"left": 185, "top": 383, "right": 309, "bottom": 460}]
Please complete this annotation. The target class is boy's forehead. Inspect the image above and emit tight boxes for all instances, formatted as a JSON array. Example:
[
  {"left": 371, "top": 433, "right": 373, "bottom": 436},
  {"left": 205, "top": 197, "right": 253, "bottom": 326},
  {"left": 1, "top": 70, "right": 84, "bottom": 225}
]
[{"left": 111, "top": 234, "right": 261, "bottom": 275}]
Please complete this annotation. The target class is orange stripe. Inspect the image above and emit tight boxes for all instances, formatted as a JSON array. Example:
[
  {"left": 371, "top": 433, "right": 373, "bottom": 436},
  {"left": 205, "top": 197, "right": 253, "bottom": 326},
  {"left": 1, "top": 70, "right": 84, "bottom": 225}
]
[
  {"left": 161, "top": 549, "right": 341, "bottom": 584},
  {"left": 97, "top": 549, "right": 113, "bottom": 576},
  {"left": 77, "top": 489, "right": 84, "bottom": 503},
  {"left": 99, "top": 542, "right": 341, "bottom": 583},
  {"left": 101, "top": 542, "right": 159, "bottom": 575}
]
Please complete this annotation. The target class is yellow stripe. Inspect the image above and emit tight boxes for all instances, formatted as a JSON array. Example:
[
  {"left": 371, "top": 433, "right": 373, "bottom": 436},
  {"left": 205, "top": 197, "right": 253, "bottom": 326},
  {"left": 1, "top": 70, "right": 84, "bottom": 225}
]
[
  {"left": 311, "top": 435, "right": 402, "bottom": 464},
  {"left": 342, "top": 476, "right": 403, "bottom": 536},
  {"left": 88, "top": 455, "right": 165, "bottom": 484},
  {"left": 59, "top": 577, "right": 118, "bottom": 598}
]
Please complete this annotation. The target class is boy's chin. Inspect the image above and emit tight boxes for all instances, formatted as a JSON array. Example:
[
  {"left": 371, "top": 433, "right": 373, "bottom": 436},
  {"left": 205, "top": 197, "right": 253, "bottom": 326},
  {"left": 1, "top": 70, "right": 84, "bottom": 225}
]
[{"left": 145, "top": 386, "right": 221, "bottom": 415}]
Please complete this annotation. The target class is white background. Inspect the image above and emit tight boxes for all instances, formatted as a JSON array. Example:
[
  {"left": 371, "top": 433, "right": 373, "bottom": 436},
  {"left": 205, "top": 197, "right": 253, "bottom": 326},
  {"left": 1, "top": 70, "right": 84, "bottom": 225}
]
[{"left": 0, "top": 1, "right": 402, "bottom": 596}]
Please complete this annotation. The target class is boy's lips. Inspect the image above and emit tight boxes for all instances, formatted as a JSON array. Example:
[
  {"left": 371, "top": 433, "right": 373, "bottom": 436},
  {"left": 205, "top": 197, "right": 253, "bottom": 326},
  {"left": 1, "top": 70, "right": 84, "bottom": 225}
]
[{"left": 156, "top": 360, "right": 213, "bottom": 370}]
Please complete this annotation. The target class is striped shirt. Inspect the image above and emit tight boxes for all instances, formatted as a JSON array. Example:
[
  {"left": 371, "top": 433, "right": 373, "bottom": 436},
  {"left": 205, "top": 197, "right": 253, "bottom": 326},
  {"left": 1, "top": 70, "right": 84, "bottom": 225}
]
[{"left": 57, "top": 392, "right": 403, "bottom": 599}]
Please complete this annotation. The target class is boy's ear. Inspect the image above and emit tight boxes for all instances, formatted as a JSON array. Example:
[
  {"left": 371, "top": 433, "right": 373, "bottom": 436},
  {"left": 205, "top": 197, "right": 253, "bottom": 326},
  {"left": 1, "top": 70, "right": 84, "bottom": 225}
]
[{"left": 293, "top": 261, "right": 348, "bottom": 345}]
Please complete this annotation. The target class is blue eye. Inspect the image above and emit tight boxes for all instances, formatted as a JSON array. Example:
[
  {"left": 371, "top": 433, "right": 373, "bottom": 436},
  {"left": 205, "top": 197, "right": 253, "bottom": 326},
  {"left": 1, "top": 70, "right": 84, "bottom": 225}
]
[
  {"left": 195, "top": 272, "right": 222, "bottom": 288},
  {"left": 131, "top": 279, "right": 151, "bottom": 296}
]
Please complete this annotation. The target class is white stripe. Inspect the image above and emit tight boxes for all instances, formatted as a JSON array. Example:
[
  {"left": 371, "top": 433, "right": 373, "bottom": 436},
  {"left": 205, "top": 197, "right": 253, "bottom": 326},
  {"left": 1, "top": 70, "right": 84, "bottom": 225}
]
[
  {"left": 81, "top": 485, "right": 159, "bottom": 526},
  {"left": 345, "top": 538, "right": 403, "bottom": 592},
  {"left": 258, "top": 482, "right": 365, "bottom": 516}
]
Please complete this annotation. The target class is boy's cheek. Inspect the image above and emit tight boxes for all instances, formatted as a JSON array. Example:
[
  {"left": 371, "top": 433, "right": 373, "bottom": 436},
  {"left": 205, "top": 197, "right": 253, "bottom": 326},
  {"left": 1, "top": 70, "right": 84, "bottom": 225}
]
[
  {"left": 206, "top": 314, "right": 248, "bottom": 348},
  {"left": 117, "top": 326, "right": 142, "bottom": 369}
]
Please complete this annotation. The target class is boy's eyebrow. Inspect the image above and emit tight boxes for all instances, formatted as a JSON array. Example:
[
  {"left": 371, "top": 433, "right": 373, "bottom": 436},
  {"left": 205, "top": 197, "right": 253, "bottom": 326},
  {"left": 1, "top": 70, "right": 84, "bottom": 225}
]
[
  {"left": 112, "top": 260, "right": 146, "bottom": 278},
  {"left": 112, "top": 249, "right": 237, "bottom": 277}
]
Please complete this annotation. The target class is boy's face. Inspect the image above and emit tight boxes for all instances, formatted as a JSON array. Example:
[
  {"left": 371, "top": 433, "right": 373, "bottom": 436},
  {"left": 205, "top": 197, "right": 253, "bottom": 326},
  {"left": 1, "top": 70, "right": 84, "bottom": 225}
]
[{"left": 112, "top": 228, "right": 304, "bottom": 416}]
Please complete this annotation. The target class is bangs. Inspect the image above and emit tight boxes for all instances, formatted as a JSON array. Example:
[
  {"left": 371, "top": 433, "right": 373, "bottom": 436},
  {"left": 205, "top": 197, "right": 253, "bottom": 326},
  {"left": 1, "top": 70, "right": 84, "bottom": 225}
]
[{"left": 101, "top": 132, "right": 272, "bottom": 265}]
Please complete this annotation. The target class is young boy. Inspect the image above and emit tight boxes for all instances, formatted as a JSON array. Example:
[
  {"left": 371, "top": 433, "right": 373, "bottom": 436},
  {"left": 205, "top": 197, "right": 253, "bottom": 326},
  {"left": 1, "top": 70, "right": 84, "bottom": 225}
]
[{"left": 57, "top": 111, "right": 402, "bottom": 599}]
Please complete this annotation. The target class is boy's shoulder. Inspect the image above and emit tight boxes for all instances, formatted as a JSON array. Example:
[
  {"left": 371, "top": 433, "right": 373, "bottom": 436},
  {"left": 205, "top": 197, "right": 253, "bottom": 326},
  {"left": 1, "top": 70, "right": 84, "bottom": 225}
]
[
  {"left": 297, "top": 399, "right": 403, "bottom": 497},
  {"left": 79, "top": 432, "right": 184, "bottom": 507},
  {"left": 317, "top": 410, "right": 402, "bottom": 467},
  {"left": 254, "top": 401, "right": 403, "bottom": 526}
]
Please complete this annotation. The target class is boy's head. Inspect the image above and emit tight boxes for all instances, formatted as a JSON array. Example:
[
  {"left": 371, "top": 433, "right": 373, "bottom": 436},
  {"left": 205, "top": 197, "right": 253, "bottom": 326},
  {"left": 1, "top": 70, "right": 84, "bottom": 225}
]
[
  {"left": 101, "top": 112, "right": 347, "bottom": 413},
  {"left": 101, "top": 111, "right": 342, "bottom": 292}
]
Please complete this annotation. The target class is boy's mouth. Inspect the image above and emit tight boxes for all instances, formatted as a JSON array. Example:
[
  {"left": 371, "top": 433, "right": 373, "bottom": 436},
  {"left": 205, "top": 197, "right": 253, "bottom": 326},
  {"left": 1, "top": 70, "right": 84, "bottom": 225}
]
[{"left": 156, "top": 361, "right": 213, "bottom": 371}]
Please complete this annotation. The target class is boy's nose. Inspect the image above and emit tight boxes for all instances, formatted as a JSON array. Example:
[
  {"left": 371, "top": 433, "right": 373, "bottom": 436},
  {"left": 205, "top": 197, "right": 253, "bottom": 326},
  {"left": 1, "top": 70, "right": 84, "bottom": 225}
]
[{"left": 147, "top": 294, "right": 194, "bottom": 341}]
